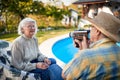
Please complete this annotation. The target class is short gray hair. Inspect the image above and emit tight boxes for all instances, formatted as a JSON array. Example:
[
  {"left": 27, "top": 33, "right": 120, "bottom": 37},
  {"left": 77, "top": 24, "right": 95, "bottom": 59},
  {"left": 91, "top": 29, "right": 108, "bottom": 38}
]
[{"left": 18, "top": 17, "right": 38, "bottom": 35}]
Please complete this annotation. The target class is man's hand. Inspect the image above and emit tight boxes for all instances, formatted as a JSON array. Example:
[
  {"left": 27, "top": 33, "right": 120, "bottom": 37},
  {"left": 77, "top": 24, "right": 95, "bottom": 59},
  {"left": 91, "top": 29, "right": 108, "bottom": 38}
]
[{"left": 74, "top": 36, "right": 89, "bottom": 50}]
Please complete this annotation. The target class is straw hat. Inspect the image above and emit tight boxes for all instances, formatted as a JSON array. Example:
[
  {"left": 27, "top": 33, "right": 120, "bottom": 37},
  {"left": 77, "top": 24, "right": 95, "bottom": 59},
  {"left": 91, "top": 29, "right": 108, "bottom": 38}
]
[{"left": 86, "top": 11, "right": 120, "bottom": 42}]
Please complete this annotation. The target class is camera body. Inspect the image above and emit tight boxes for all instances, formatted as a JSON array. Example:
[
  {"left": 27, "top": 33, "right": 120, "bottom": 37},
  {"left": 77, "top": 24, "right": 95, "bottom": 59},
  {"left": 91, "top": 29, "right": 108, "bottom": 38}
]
[
  {"left": 69, "top": 30, "right": 90, "bottom": 48},
  {"left": 69, "top": 30, "right": 90, "bottom": 41}
]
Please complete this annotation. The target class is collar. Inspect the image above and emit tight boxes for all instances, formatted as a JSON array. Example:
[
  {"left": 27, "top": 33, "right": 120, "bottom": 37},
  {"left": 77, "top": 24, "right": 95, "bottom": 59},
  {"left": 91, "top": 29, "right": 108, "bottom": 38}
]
[
  {"left": 21, "top": 34, "right": 35, "bottom": 40},
  {"left": 90, "top": 38, "right": 115, "bottom": 48}
]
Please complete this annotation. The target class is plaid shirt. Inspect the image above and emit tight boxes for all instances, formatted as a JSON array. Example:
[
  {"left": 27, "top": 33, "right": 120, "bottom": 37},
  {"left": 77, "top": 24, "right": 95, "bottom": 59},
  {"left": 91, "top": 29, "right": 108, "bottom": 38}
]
[{"left": 63, "top": 38, "right": 120, "bottom": 80}]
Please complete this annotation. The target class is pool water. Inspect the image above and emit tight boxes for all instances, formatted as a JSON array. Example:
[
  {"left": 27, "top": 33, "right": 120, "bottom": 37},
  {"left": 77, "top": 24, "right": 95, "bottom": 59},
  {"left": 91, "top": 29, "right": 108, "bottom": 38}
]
[
  {"left": 52, "top": 37, "right": 78, "bottom": 63},
  {"left": 52, "top": 37, "right": 120, "bottom": 64}
]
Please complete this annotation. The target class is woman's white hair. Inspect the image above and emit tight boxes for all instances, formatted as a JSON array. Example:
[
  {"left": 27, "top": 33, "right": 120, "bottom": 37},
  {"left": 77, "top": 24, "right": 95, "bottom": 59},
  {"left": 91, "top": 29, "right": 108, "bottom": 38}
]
[{"left": 18, "top": 17, "right": 38, "bottom": 35}]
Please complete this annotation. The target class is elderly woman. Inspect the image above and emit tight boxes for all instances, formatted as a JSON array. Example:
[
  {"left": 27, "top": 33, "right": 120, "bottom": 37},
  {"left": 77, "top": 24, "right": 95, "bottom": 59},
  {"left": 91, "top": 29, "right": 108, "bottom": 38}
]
[{"left": 11, "top": 18, "right": 63, "bottom": 80}]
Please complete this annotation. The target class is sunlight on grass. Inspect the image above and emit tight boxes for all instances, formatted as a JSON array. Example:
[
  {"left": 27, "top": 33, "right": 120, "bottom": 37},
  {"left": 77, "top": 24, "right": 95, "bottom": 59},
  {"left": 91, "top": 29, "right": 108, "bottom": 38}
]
[
  {"left": 37, "top": 29, "right": 74, "bottom": 44},
  {"left": 0, "top": 33, "right": 18, "bottom": 42},
  {"left": 0, "top": 28, "right": 75, "bottom": 44}
]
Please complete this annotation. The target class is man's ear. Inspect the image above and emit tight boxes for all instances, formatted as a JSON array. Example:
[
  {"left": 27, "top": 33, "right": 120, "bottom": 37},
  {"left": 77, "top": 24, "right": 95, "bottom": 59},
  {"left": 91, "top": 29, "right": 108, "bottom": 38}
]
[
  {"left": 94, "top": 28, "right": 101, "bottom": 36},
  {"left": 96, "top": 29, "right": 101, "bottom": 36}
]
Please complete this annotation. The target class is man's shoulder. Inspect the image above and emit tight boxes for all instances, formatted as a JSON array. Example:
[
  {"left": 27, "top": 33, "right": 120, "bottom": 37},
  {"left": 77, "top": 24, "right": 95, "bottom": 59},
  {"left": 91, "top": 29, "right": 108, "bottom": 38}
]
[
  {"left": 77, "top": 47, "right": 106, "bottom": 58},
  {"left": 78, "top": 49, "right": 97, "bottom": 56},
  {"left": 78, "top": 45, "right": 120, "bottom": 59}
]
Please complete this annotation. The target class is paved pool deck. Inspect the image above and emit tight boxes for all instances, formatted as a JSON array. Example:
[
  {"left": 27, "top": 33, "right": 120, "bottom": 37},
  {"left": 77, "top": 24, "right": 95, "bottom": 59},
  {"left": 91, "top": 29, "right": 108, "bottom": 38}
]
[{"left": 39, "top": 33, "right": 69, "bottom": 68}]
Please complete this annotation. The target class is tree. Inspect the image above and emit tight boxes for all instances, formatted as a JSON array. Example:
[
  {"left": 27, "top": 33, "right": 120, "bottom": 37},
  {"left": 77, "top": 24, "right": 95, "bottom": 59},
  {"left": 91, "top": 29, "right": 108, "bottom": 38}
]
[
  {"left": 1, "top": 0, "right": 70, "bottom": 20},
  {"left": 45, "top": 5, "right": 70, "bottom": 22},
  {"left": 1, "top": 0, "right": 45, "bottom": 20},
  {"left": 0, "top": 0, "right": 71, "bottom": 33}
]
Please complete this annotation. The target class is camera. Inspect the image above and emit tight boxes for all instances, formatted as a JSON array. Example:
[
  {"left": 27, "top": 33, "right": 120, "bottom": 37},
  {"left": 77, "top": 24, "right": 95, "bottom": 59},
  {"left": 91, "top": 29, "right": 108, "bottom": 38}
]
[
  {"left": 69, "top": 30, "right": 90, "bottom": 48},
  {"left": 69, "top": 30, "right": 90, "bottom": 41}
]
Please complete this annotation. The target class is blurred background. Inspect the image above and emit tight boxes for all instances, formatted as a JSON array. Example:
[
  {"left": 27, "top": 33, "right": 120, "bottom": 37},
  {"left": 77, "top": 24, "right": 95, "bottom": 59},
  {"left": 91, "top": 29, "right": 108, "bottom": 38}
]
[{"left": 0, "top": 0, "right": 120, "bottom": 44}]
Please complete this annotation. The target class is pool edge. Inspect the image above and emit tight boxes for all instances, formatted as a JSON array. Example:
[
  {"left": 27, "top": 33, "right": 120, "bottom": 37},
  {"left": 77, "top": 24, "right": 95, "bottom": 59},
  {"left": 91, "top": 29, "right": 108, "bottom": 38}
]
[{"left": 39, "top": 33, "right": 69, "bottom": 68}]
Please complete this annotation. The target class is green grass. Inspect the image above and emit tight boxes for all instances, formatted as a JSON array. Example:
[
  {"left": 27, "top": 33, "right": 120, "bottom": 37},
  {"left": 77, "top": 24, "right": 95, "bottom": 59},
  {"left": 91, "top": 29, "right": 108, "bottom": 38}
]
[
  {"left": 0, "top": 33, "right": 19, "bottom": 42},
  {"left": 0, "top": 28, "right": 75, "bottom": 44}
]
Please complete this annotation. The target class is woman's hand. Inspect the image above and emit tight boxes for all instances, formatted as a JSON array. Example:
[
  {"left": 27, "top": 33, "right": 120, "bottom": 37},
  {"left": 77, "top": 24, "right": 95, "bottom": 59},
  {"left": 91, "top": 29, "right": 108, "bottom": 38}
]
[
  {"left": 74, "top": 36, "right": 89, "bottom": 50},
  {"left": 36, "top": 62, "right": 49, "bottom": 69},
  {"left": 44, "top": 58, "right": 51, "bottom": 65}
]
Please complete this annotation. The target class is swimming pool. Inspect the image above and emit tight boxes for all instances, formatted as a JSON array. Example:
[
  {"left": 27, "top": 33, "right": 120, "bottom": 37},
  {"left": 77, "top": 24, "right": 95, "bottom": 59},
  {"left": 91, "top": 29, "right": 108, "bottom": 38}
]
[
  {"left": 52, "top": 37, "right": 78, "bottom": 64},
  {"left": 52, "top": 37, "right": 120, "bottom": 64}
]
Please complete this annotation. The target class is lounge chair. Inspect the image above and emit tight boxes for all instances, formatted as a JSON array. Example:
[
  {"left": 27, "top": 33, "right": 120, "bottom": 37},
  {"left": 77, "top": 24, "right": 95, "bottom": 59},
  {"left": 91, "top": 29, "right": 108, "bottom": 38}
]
[{"left": 0, "top": 40, "right": 41, "bottom": 80}]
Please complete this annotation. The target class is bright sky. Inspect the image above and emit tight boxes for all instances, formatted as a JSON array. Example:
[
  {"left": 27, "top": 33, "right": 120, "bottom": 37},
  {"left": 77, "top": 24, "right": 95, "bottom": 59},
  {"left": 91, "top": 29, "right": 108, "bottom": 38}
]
[
  {"left": 61, "top": 0, "right": 77, "bottom": 6},
  {"left": 33, "top": 0, "right": 77, "bottom": 6}
]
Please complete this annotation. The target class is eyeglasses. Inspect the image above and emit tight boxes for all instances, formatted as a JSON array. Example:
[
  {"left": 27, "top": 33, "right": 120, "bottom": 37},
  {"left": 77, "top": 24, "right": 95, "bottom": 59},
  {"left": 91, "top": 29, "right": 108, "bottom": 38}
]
[{"left": 26, "top": 25, "right": 35, "bottom": 29}]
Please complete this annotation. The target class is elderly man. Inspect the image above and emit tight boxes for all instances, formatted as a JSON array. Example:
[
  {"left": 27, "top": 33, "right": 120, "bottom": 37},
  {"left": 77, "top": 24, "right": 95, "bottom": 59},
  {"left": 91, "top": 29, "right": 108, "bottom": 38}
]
[{"left": 62, "top": 12, "right": 120, "bottom": 80}]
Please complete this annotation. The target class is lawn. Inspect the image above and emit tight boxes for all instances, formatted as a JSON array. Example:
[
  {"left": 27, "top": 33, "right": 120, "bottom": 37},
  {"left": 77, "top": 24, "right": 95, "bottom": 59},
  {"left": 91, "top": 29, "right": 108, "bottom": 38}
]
[{"left": 0, "top": 28, "right": 75, "bottom": 44}]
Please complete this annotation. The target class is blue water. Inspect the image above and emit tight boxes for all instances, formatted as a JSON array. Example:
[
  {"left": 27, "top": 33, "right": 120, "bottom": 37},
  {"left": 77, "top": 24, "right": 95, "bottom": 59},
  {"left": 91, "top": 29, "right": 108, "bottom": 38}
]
[
  {"left": 52, "top": 37, "right": 120, "bottom": 64},
  {"left": 52, "top": 37, "right": 78, "bottom": 63}
]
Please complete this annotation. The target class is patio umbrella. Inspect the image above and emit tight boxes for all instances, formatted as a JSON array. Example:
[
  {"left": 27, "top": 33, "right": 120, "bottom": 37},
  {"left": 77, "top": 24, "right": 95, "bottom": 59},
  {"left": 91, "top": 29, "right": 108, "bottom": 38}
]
[{"left": 0, "top": 40, "right": 9, "bottom": 48}]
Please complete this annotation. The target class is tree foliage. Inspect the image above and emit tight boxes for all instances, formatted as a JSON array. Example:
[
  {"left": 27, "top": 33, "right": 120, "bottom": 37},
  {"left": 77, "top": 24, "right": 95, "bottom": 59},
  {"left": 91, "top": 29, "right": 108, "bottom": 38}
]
[
  {"left": 45, "top": 5, "right": 70, "bottom": 21},
  {"left": 0, "top": 0, "right": 70, "bottom": 33},
  {"left": 1, "top": 0, "right": 70, "bottom": 20},
  {"left": 1, "top": 0, "right": 44, "bottom": 19}
]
